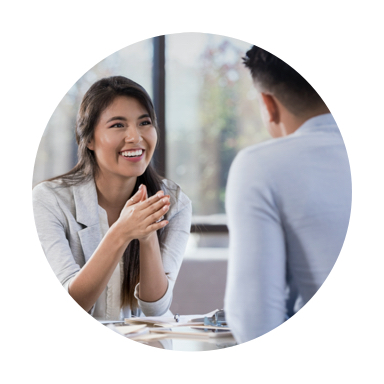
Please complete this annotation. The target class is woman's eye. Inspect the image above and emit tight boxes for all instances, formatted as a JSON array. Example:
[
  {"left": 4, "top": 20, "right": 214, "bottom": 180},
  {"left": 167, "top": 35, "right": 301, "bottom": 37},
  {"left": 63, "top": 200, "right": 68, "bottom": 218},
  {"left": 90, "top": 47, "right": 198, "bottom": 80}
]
[
  {"left": 110, "top": 123, "right": 124, "bottom": 128},
  {"left": 140, "top": 120, "right": 151, "bottom": 126}
]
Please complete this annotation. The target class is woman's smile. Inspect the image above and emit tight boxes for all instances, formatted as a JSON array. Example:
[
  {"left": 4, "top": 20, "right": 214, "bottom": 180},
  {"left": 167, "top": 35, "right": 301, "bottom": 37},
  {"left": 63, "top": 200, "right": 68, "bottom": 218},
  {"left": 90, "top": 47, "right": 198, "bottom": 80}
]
[{"left": 119, "top": 148, "right": 145, "bottom": 162}]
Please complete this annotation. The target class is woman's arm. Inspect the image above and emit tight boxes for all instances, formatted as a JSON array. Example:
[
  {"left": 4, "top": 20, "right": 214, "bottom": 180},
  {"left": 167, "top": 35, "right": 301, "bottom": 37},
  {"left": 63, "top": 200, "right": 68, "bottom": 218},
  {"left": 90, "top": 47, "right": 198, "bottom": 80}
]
[
  {"left": 68, "top": 188, "right": 170, "bottom": 312},
  {"left": 68, "top": 225, "right": 129, "bottom": 312},
  {"left": 138, "top": 232, "right": 168, "bottom": 302},
  {"left": 131, "top": 185, "right": 168, "bottom": 302},
  {"left": 135, "top": 183, "right": 192, "bottom": 316}
]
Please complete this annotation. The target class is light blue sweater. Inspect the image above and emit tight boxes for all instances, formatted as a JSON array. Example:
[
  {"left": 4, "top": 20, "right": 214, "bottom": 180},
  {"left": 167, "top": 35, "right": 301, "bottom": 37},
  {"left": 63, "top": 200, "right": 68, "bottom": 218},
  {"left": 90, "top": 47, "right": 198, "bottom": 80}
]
[{"left": 224, "top": 113, "right": 352, "bottom": 343}]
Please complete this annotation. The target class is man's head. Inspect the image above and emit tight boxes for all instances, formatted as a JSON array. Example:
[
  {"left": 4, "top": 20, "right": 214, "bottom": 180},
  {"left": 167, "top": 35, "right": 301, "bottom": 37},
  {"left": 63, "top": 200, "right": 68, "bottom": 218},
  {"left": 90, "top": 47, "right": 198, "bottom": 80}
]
[{"left": 243, "top": 45, "right": 329, "bottom": 137}]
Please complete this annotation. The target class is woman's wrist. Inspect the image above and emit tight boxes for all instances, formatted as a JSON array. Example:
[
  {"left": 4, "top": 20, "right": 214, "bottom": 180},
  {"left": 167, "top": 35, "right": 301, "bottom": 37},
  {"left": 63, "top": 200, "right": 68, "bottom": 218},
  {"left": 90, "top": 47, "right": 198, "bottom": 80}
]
[
  {"left": 139, "top": 231, "right": 157, "bottom": 246},
  {"left": 109, "top": 220, "right": 132, "bottom": 248}
]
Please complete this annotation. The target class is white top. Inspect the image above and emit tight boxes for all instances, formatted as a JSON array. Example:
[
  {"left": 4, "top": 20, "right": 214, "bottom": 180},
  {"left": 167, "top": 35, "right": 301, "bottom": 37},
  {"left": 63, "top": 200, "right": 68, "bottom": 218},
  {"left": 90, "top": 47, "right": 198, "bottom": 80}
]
[
  {"left": 32, "top": 178, "right": 192, "bottom": 321},
  {"left": 224, "top": 113, "right": 352, "bottom": 343}
]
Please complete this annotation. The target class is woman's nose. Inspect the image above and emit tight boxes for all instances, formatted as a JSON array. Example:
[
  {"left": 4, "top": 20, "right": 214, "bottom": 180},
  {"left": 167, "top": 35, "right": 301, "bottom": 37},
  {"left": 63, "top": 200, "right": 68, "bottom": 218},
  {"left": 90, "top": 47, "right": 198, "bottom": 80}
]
[{"left": 125, "top": 126, "right": 142, "bottom": 143}]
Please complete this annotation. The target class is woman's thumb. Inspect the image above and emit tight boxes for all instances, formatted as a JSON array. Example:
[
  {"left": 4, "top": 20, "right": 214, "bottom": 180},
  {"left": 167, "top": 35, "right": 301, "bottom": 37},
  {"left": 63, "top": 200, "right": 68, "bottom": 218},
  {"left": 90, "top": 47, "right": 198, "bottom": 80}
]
[
  {"left": 126, "top": 184, "right": 144, "bottom": 206},
  {"left": 140, "top": 184, "right": 148, "bottom": 202}
]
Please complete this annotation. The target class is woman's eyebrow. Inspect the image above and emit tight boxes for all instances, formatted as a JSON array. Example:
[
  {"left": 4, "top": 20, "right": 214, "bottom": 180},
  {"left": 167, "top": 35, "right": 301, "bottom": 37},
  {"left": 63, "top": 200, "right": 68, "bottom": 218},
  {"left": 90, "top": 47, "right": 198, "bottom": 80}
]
[
  {"left": 105, "top": 114, "right": 150, "bottom": 123},
  {"left": 106, "top": 116, "right": 127, "bottom": 123}
]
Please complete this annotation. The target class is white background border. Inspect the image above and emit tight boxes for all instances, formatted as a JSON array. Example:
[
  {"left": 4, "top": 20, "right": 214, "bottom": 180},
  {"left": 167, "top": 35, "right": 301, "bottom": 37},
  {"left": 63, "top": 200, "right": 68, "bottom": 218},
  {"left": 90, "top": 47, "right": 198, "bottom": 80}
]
[{"left": 2, "top": 0, "right": 383, "bottom": 382}]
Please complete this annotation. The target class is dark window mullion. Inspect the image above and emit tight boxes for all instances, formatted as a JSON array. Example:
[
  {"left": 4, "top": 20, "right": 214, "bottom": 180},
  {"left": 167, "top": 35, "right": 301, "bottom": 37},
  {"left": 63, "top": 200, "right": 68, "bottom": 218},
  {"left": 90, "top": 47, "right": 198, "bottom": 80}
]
[
  {"left": 152, "top": 35, "right": 166, "bottom": 177},
  {"left": 191, "top": 224, "right": 228, "bottom": 233}
]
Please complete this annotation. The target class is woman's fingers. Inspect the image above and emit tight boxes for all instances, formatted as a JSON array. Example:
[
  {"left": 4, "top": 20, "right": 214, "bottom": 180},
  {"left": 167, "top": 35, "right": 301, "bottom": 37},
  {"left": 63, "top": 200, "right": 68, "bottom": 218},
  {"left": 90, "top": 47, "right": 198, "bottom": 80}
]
[
  {"left": 127, "top": 187, "right": 167, "bottom": 209},
  {"left": 117, "top": 186, "right": 171, "bottom": 240},
  {"left": 124, "top": 187, "right": 170, "bottom": 228},
  {"left": 147, "top": 219, "right": 169, "bottom": 232},
  {"left": 143, "top": 195, "right": 170, "bottom": 216},
  {"left": 138, "top": 190, "right": 166, "bottom": 209},
  {"left": 145, "top": 202, "right": 170, "bottom": 226},
  {"left": 125, "top": 185, "right": 144, "bottom": 206},
  {"left": 140, "top": 184, "right": 148, "bottom": 202}
]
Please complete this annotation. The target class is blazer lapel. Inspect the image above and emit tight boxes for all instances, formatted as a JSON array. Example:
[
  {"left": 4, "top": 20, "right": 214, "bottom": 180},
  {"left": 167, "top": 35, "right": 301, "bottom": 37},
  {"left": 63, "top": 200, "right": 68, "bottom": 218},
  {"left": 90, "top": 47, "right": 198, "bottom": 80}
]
[
  {"left": 73, "top": 179, "right": 101, "bottom": 263},
  {"left": 78, "top": 225, "right": 101, "bottom": 263}
]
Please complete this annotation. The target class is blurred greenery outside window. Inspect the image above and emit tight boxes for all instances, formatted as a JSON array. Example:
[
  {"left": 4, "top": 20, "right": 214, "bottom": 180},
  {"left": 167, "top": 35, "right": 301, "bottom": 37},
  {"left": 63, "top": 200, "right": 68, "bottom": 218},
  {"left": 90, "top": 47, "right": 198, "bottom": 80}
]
[
  {"left": 166, "top": 33, "right": 269, "bottom": 226},
  {"left": 33, "top": 34, "right": 270, "bottom": 258}
]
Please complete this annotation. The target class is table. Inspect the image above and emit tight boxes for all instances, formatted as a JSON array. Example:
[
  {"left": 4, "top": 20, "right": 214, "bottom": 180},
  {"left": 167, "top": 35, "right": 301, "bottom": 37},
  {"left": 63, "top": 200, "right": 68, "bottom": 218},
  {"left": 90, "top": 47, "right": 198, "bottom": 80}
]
[
  {"left": 104, "top": 322, "right": 237, "bottom": 351},
  {"left": 102, "top": 309, "right": 238, "bottom": 351},
  {"left": 132, "top": 327, "right": 237, "bottom": 351}
]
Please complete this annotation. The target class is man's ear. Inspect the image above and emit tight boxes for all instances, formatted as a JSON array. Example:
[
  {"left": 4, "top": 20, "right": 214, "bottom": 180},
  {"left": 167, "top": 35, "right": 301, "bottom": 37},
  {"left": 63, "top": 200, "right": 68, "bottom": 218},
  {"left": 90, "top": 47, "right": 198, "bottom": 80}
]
[{"left": 261, "top": 93, "right": 280, "bottom": 124}]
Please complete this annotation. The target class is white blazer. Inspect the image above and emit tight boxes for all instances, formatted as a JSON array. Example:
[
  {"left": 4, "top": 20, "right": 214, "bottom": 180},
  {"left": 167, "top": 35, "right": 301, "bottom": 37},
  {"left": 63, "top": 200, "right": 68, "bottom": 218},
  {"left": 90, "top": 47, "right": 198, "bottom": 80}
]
[{"left": 32, "top": 177, "right": 192, "bottom": 320}]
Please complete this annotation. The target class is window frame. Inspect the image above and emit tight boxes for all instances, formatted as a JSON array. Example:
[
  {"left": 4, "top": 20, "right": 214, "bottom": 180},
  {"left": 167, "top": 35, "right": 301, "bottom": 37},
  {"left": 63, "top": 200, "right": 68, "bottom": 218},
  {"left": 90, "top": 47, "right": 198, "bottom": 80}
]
[{"left": 152, "top": 35, "right": 228, "bottom": 234}]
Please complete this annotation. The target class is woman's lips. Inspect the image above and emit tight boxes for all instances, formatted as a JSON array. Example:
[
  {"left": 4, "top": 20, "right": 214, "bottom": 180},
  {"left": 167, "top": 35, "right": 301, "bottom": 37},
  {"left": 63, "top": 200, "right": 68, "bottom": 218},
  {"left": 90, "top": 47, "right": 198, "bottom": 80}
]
[{"left": 119, "top": 150, "right": 145, "bottom": 163}]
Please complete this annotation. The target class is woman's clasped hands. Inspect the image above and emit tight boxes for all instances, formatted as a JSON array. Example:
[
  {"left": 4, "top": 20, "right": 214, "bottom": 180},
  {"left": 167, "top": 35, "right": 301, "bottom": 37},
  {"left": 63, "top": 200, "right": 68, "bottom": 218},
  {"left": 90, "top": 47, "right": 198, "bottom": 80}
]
[{"left": 113, "top": 184, "right": 170, "bottom": 243}]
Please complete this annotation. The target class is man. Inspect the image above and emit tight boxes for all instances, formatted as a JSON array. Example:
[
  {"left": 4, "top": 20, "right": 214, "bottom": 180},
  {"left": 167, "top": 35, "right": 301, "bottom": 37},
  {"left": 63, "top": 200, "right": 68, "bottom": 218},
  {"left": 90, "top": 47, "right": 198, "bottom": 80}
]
[{"left": 224, "top": 45, "right": 352, "bottom": 343}]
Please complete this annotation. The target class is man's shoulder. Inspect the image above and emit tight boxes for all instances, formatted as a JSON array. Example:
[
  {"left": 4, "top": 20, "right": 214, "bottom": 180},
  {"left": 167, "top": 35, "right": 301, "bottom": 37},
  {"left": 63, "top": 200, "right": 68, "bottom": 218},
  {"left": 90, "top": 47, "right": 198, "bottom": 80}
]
[
  {"left": 239, "top": 114, "right": 340, "bottom": 159},
  {"left": 235, "top": 121, "right": 340, "bottom": 166},
  {"left": 242, "top": 136, "right": 288, "bottom": 154},
  {"left": 234, "top": 135, "right": 299, "bottom": 165}
]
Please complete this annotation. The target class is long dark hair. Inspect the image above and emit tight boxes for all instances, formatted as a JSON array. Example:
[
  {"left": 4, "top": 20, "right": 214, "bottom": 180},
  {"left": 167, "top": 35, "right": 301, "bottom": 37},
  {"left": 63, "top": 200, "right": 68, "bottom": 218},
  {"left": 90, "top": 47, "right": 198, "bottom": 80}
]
[{"left": 48, "top": 76, "right": 163, "bottom": 310}]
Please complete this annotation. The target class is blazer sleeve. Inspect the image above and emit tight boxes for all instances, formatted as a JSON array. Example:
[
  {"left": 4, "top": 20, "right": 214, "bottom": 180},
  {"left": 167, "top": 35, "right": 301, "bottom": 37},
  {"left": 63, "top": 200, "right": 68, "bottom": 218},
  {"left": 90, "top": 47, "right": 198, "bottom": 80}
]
[
  {"left": 32, "top": 183, "right": 81, "bottom": 292},
  {"left": 134, "top": 185, "right": 192, "bottom": 316}
]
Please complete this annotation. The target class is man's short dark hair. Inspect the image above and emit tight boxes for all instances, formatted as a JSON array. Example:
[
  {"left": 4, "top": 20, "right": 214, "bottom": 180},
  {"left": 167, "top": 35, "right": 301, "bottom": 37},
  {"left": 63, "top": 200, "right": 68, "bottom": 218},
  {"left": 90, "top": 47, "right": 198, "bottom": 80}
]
[{"left": 243, "top": 45, "right": 326, "bottom": 116}]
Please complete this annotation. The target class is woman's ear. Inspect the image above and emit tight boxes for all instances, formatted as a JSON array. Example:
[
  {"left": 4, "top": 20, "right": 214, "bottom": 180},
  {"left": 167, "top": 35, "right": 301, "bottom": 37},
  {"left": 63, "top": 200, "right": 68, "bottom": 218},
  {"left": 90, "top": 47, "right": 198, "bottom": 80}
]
[
  {"left": 87, "top": 139, "right": 94, "bottom": 151},
  {"left": 261, "top": 93, "right": 280, "bottom": 124}
]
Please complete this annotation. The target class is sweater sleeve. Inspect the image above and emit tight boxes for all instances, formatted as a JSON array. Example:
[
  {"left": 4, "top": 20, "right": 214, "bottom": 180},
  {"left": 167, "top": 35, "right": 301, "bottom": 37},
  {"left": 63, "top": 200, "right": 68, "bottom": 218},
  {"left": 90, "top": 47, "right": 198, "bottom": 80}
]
[{"left": 224, "top": 149, "right": 287, "bottom": 343}]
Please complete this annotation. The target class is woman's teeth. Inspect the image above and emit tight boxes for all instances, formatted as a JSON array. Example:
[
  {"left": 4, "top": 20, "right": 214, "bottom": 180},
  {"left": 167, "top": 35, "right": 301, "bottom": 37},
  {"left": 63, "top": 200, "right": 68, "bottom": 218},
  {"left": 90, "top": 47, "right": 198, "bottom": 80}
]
[{"left": 121, "top": 150, "right": 143, "bottom": 157}]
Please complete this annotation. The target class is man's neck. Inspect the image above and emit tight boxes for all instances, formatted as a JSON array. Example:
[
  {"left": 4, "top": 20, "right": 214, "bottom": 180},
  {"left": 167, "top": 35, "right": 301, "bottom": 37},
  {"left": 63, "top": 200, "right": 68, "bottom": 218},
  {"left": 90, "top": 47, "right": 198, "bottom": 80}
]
[{"left": 280, "top": 106, "right": 330, "bottom": 136}]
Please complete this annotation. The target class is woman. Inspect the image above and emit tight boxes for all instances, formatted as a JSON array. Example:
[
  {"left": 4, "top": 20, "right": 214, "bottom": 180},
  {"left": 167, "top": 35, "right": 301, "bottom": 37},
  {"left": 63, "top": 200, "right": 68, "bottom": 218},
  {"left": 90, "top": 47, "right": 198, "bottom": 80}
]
[{"left": 32, "top": 76, "right": 192, "bottom": 321}]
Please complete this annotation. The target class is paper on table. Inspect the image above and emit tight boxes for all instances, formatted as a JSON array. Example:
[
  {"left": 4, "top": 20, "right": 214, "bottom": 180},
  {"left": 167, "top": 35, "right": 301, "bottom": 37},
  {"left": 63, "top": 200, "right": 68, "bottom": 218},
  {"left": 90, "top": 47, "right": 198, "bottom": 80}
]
[
  {"left": 149, "top": 327, "right": 232, "bottom": 339},
  {"left": 189, "top": 325, "right": 231, "bottom": 331},
  {"left": 106, "top": 323, "right": 150, "bottom": 339},
  {"left": 112, "top": 324, "right": 147, "bottom": 335},
  {"left": 149, "top": 328, "right": 210, "bottom": 338},
  {"left": 124, "top": 309, "right": 219, "bottom": 327},
  {"left": 131, "top": 333, "right": 169, "bottom": 342},
  {"left": 154, "top": 321, "right": 204, "bottom": 328}
]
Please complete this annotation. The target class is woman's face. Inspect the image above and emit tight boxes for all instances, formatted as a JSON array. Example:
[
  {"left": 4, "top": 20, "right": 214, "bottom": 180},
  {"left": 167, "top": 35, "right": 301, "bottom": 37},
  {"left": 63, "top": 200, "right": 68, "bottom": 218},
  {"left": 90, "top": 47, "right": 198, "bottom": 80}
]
[{"left": 87, "top": 96, "right": 157, "bottom": 180}]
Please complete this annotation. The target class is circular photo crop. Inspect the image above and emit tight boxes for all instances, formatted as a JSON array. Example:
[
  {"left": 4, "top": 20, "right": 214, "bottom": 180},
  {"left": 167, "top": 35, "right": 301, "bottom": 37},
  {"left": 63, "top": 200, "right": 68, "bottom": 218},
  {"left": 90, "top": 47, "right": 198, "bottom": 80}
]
[{"left": 32, "top": 32, "right": 351, "bottom": 351}]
